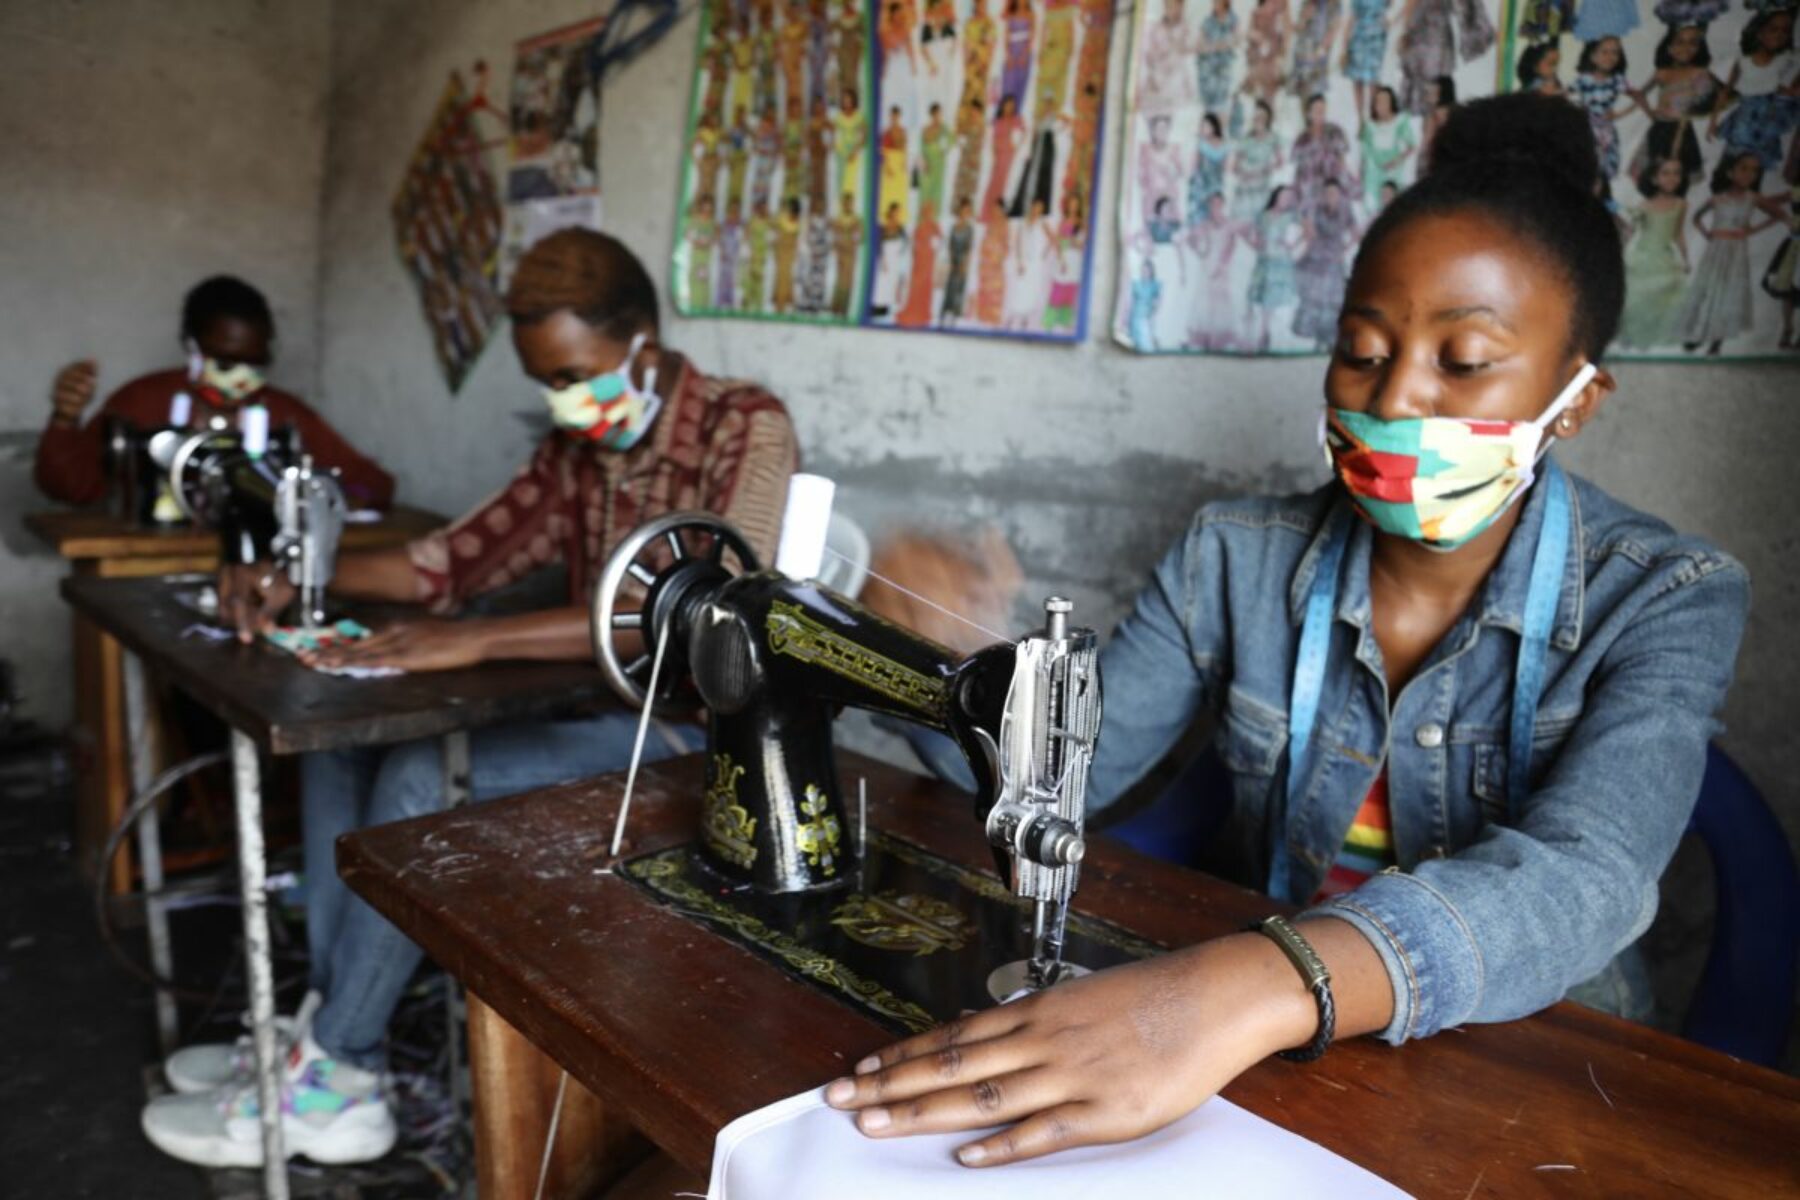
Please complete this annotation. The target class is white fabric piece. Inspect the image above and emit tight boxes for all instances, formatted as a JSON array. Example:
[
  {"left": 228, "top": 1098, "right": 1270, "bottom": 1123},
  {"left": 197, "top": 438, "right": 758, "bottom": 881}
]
[{"left": 707, "top": 1087, "right": 1412, "bottom": 1199}]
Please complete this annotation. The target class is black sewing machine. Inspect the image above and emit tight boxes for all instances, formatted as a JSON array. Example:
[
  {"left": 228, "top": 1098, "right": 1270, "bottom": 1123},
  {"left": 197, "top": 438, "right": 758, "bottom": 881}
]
[
  {"left": 589, "top": 509, "right": 1106, "bottom": 999},
  {"left": 147, "top": 426, "right": 345, "bottom": 629},
  {"left": 103, "top": 416, "right": 300, "bottom": 528}
]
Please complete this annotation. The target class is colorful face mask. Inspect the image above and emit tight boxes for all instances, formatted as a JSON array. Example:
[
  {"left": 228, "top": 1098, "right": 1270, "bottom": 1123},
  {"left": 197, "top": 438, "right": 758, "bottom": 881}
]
[
  {"left": 541, "top": 332, "right": 662, "bottom": 450},
  {"left": 188, "top": 340, "right": 267, "bottom": 406},
  {"left": 1323, "top": 364, "right": 1597, "bottom": 551}
]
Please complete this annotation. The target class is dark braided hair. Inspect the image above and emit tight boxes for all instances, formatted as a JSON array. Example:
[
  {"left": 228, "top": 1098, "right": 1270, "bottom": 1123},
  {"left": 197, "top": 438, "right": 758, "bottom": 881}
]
[
  {"left": 182, "top": 276, "right": 273, "bottom": 340},
  {"left": 1352, "top": 92, "right": 1625, "bottom": 359},
  {"left": 505, "top": 228, "right": 660, "bottom": 338}
]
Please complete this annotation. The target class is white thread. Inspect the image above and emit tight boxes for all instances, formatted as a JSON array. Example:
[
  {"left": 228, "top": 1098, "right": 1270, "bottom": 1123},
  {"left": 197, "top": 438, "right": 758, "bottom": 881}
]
[
  {"left": 1585, "top": 1061, "right": 1615, "bottom": 1110},
  {"left": 823, "top": 545, "right": 1010, "bottom": 644},
  {"left": 610, "top": 619, "right": 673, "bottom": 857},
  {"left": 532, "top": 1068, "right": 570, "bottom": 1200}
]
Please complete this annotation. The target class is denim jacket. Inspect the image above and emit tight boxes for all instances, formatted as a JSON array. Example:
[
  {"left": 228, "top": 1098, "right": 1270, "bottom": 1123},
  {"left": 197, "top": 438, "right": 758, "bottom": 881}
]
[{"left": 1085, "top": 465, "right": 1750, "bottom": 1045}]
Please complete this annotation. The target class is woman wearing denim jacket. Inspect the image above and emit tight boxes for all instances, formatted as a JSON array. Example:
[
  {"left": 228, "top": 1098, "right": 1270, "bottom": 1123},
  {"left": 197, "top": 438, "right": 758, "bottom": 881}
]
[{"left": 830, "top": 93, "right": 1750, "bottom": 1166}]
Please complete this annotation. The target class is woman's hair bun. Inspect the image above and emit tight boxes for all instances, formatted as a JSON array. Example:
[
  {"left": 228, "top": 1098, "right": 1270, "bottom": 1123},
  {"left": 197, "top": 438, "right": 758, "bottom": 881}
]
[{"left": 1426, "top": 92, "right": 1601, "bottom": 197}]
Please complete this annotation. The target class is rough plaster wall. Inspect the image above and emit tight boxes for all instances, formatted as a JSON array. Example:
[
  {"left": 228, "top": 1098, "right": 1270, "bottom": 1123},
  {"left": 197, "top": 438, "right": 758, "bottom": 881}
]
[
  {"left": 0, "top": 0, "right": 332, "bottom": 726},
  {"left": 318, "top": 0, "right": 1798, "bottom": 1038}
]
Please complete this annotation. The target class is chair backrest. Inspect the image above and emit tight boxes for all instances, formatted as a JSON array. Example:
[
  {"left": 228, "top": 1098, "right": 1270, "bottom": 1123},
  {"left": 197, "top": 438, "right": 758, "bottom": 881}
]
[
  {"left": 1681, "top": 743, "right": 1800, "bottom": 1068},
  {"left": 818, "top": 511, "right": 871, "bottom": 600}
]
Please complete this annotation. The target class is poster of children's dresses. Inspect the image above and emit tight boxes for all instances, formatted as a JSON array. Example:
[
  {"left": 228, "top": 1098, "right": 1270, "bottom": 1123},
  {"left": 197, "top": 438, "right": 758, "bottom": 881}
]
[
  {"left": 503, "top": 17, "right": 608, "bottom": 285},
  {"left": 1517, "top": 0, "right": 1796, "bottom": 358},
  {"left": 672, "top": 0, "right": 1118, "bottom": 340},
  {"left": 1111, "top": 0, "right": 1797, "bottom": 359},
  {"left": 673, "top": 0, "right": 875, "bottom": 324},
  {"left": 393, "top": 74, "right": 507, "bottom": 390}
]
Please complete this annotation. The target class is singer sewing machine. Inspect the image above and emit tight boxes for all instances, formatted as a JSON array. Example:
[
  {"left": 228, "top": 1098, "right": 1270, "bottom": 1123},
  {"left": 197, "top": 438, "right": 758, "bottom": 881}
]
[
  {"left": 103, "top": 415, "right": 299, "bottom": 528},
  {"left": 147, "top": 426, "right": 346, "bottom": 629},
  {"left": 588, "top": 510, "right": 1139, "bottom": 1012}
]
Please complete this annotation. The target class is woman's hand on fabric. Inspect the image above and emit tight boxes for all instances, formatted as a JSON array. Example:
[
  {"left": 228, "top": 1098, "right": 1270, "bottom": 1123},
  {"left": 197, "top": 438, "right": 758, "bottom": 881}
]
[
  {"left": 220, "top": 562, "right": 296, "bottom": 643},
  {"left": 823, "top": 935, "right": 1317, "bottom": 1167},
  {"left": 302, "top": 618, "right": 490, "bottom": 672}
]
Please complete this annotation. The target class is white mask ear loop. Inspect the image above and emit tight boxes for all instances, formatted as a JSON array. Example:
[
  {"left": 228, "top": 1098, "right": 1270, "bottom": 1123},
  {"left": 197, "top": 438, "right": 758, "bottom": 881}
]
[
  {"left": 185, "top": 338, "right": 204, "bottom": 381},
  {"left": 1529, "top": 363, "right": 1598, "bottom": 466}
]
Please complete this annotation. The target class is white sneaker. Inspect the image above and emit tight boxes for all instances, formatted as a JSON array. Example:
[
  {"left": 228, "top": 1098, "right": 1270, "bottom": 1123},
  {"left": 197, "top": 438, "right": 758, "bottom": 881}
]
[
  {"left": 164, "top": 991, "right": 322, "bottom": 1094},
  {"left": 142, "top": 1033, "right": 397, "bottom": 1168}
]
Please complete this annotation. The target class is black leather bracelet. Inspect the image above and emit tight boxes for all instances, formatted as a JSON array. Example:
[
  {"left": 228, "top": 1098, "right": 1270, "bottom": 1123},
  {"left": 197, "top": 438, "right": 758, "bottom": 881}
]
[{"left": 1248, "top": 915, "right": 1336, "bottom": 1063}]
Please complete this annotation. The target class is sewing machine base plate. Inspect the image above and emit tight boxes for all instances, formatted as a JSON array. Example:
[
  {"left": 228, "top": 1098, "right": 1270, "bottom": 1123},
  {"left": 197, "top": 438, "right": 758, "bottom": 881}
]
[{"left": 620, "top": 830, "right": 1162, "bottom": 1035}]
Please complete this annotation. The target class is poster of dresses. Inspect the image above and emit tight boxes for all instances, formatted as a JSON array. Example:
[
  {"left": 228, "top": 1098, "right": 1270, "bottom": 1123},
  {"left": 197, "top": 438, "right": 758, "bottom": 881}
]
[
  {"left": 503, "top": 17, "right": 608, "bottom": 286},
  {"left": 1112, "top": 0, "right": 1798, "bottom": 359},
  {"left": 392, "top": 74, "right": 507, "bottom": 390},
  {"left": 672, "top": 0, "right": 875, "bottom": 324},
  {"left": 864, "top": 0, "right": 1117, "bottom": 339},
  {"left": 672, "top": 0, "right": 1117, "bottom": 340}
]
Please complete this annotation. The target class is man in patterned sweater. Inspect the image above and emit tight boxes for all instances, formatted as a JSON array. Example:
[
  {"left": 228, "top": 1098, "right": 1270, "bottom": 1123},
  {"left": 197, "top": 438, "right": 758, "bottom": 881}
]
[{"left": 142, "top": 230, "right": 798, "bottom": 1169}]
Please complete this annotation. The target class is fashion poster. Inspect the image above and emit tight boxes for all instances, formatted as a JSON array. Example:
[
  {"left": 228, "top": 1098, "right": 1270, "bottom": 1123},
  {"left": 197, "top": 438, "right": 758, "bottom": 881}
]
[
  {"left": 503, "top": 17, "right": 608, "bottom": 286},
  {"left": 672, "top": 0, "right": 874, "bottom": 324},
  {"left": 864, "top": 0, "right": 1117, "bottom": 339},
  {"left": 1114, "top": 0, "right": 1505, "bottom": 354},
  {"left": 1510, "top": 0, "right": 1797, "bottom": 358},
  {"left": 392, "top": 75, "right": 507, "bottom": 390}
]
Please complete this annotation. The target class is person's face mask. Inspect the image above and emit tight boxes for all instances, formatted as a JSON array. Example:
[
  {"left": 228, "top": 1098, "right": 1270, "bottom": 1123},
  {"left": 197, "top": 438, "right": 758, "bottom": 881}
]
[
  {"left": 541, "top": 332, "right": 662, "bottom": 450},
  {"left": 187, "top": 339, "right": 267, "bottom": 406},
  {"left": 1324, "top": 363, "right": 1597, "bottom": 550}
]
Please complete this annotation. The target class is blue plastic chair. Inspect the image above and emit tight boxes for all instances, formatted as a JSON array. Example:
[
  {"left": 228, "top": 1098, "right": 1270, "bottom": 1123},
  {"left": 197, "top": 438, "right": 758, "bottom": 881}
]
[
  {"left": 1103, "top": 741, "right": 1800, "bottom": 1068},
  {"left": 1682, "top": 744, "right": 1800, "bottom": 1067}
]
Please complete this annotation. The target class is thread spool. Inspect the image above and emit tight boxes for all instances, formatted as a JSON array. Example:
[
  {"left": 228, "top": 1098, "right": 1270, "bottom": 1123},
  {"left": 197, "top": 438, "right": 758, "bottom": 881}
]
[
  {"left": 775, "top": 474, "right": 835, "bottom": 581},
  {"left": 241, "top": 404, "right": 270, "bottom": 458}
]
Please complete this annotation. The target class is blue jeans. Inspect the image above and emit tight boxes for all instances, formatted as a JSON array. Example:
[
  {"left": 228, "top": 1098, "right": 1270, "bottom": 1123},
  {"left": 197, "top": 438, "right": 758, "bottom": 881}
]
[{"left": 302, "top": 714, "right": 696, "bottom": 1069}]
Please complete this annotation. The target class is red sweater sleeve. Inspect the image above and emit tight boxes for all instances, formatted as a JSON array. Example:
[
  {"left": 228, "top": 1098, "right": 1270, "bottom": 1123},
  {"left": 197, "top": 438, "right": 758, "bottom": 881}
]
[
  {"left": 33, "top": 370, "right": 187, "bottom": 506},
  {"left": 263, "top": 392, "right": 396, "bottom": 510}
]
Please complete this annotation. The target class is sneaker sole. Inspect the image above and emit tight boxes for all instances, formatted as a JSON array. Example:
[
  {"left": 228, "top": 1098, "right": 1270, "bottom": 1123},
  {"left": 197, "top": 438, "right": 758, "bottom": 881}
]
[{"left": 144, "top": 1108, "right": 398, "bottom": 1169}]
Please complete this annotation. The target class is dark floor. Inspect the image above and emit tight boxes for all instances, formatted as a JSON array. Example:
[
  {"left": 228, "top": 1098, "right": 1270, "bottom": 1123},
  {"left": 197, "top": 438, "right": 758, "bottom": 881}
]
[{"left": 0, "top": 739, "right": 468, "bottom": 1199}]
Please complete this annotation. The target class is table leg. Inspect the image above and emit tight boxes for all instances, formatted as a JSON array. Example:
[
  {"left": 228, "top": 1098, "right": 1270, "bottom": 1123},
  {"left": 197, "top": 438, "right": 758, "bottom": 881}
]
[
  {"left": 121, "top": 651, "right": 178, "bottom": 1055},
  {"left": 231, "top": 730, "right": 288, "bottom": 1199}
]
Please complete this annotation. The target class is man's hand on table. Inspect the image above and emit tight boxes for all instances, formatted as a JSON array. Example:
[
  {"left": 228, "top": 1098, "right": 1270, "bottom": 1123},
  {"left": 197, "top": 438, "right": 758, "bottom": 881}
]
[
  {"left": 220, "top": 561, "right": 296, "bottom": 643},
  {"left": 301, "top": 618, "right": 487, "bottom": 673}
]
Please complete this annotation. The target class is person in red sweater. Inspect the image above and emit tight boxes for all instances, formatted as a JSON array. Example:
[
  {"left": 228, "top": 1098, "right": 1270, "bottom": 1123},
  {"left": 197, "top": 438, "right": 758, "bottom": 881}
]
[{"left": 35, "top": 276, "right": 395, "bottom": 510}]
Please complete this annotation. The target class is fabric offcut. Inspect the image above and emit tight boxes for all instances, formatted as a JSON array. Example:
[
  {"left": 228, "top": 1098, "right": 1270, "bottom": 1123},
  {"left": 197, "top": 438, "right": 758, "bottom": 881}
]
[{"left": 707, "top": 1087, "right": 1412, "bottom": 1198}]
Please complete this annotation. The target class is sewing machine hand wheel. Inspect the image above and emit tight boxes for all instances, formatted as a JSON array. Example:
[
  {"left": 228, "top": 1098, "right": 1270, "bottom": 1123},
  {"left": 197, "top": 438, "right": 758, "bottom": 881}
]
[
  {"left": 591, "top": 510, "right": 760, "bottom": 713},
  {"left": 152, "top": 429, "right": 238, "bottom": 524}
]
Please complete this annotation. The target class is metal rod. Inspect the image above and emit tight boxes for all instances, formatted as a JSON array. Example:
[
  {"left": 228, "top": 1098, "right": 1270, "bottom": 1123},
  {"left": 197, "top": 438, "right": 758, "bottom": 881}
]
[
  {"left": 439, "top": 732, "right": 473, "bottom": 1147},
  {"left": 121, "top": 652, "right": 178, "bottom": 1054},
  {"left": 231, "top": 730, "right": 288, "bottom": 1197}
]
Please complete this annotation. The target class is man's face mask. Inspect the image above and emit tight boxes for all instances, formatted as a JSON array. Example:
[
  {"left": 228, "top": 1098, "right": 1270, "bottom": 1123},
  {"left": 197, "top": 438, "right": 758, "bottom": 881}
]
[
  {"left": 541, "top": 332, "right": 662, "bottom": 450},
  {"left": 1323, "top": 364, "right": 1597, "bottom": 550},
  {"left": 187, "top": 339, "right": 267, "bottom": 406}
]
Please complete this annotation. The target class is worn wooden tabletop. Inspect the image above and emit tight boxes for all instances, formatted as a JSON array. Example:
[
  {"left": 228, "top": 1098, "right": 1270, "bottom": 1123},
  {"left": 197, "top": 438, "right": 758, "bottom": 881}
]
[
  {"left": 60, "top": 575, "right": 616, "bottom": 755},
  {"left": 27, "top": 505, "right": 442, "bottom": 561},
  {"left": 339, "top": 751, "right": 1800, "bottom": 1197}
]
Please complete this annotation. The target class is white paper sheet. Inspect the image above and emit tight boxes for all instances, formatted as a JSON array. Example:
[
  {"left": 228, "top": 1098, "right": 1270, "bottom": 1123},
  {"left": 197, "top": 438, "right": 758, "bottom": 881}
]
[{"left": 708, "top": 1087, "right": 1412, "bottom": 1199}]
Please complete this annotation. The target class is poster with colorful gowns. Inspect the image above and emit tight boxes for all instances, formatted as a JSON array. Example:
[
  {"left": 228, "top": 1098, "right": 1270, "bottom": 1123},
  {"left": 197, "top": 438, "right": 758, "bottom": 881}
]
[
  {"left": 672, "top": 0, "right": 1117, "bottom": 340},
  {"left": 1111, "top": 0, "right": 1796, "bottom": 360},
  {"left": 673, "top": 0, "right": 875, "bottom": 324},
  {"left": 503, "top": 17, "right": 608, "bottom": 286},
  {"left": 865, "top": 0, "right": 1116, "bottom": 339},
  {"left": 393, "top": 75, "right": 507, "bottom": 390}
]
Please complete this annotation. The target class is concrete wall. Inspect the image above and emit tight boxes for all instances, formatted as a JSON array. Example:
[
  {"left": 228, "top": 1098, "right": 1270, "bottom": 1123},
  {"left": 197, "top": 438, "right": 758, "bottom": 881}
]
[
  {"left": 0, "top": 0, "right": 333, "bottom": 725},
  {"left": 318, "top": 0, "right": 1800, "bottom": 833}
]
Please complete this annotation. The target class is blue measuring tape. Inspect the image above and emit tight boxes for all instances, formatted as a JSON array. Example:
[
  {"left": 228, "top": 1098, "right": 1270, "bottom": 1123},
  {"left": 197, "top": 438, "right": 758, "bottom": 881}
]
[{"left": 1274, "top": 461, "right": 1570, "bottom": 901}]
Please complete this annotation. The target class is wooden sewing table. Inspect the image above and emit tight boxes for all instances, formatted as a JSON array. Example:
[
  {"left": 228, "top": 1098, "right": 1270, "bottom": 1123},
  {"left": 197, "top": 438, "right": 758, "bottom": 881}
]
[
  {"left": 339, "top": 752, "right": 1800, "bottom": 1199},
  {"left": 27, "top": 505, "right": 441, "bottom": 893},
  {"left": 57, "top": 573, "right": 618, "bottom": 1199}
]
